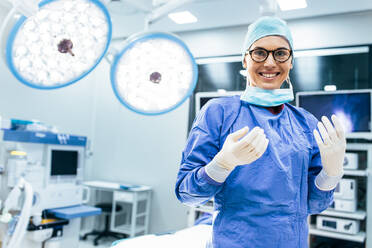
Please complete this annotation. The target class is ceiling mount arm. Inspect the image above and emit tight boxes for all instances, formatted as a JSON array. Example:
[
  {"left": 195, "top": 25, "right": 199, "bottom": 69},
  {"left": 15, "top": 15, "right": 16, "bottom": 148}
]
[
  {"left": 257, "top": 0, "right": 278, "bottom": 16},
  {"left": 119, "top": 0, "right": 152, "bottom": 13},
  {"left": 7, "top": 0, "right": 39, "bottom": 17}
]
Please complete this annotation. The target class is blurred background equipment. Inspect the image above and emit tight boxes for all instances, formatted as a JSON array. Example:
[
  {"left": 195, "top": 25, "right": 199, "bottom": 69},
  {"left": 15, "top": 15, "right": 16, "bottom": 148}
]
[{"left": 0, "top": 128, "right": 101, "bottom": 247}]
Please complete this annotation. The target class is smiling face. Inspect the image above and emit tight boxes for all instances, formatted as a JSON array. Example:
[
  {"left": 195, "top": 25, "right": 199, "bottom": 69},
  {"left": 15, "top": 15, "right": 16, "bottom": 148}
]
[{"left": 243, "top": 36, "right": 293, "bottom": 90}]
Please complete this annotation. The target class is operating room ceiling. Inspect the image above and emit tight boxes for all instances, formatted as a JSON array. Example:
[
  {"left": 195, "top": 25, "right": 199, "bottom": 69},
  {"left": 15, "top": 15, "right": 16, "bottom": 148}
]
[{"left": 106, "top": 0, "right": 372, "bottom": 38}]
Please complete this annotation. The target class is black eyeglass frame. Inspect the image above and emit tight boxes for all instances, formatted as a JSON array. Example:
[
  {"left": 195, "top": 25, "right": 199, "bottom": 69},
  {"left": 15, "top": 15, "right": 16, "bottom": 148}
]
[{"left": 247, "top": 48, "right": 293, "bottom": 63}]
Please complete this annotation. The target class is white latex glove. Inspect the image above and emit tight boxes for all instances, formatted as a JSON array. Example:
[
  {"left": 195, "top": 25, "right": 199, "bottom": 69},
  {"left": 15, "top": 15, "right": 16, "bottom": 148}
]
[
  {"left": 313, "top": 115, "right": 346, "bottom": 177},
  {"left": 214, "top": 126, "right": 269, "bottom": 171}
]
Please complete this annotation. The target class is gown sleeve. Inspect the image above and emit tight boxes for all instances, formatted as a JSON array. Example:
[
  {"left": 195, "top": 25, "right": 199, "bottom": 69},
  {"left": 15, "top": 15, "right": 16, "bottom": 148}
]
[
  {"left": 307, "top": 116, "right": 335, "bottom": 214},
  {"left": 175, "top": 99, "right": 226, "bottom": 206}
]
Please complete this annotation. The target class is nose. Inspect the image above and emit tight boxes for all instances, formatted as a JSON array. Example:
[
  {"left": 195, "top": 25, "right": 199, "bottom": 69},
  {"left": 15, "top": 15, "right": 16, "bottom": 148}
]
[{"left": 264, "top": 52, "right": 276, "bottom": 67}]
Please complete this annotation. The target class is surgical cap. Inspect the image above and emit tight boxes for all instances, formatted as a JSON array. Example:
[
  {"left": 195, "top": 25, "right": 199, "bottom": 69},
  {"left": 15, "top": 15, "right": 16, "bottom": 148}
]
[{"left": 242, "top": 16, "right": 293, "bottom": 65}]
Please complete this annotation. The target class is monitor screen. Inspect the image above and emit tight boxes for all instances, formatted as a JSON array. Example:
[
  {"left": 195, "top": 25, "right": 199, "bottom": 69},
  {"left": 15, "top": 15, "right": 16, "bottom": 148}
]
[
  {"left": 197, "top": 61, "right": 246, "bottom": 92},
  {"left": 195, "top": 91, "right": 243, "bottom": 113},
  {"left": 297, "top": 91, "right": 372, "bottom": 136},
  {"left": 50, "top": 150, "right": 78, "bottom": 176},
  {"left": 200, "top": 97, "right": 215, "bottom": 109}
]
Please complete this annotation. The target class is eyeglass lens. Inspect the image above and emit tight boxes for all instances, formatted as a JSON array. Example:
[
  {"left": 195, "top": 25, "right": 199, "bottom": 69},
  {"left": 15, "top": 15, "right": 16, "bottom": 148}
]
[{"left": 250, "top": 48, "right": 291, "bottom": 62}]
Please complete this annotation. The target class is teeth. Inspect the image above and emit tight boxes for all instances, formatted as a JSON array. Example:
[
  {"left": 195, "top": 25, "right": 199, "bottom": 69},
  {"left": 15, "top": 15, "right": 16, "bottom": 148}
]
[{"left": 261, "top": 73, "right": 277, "bottom": 78}]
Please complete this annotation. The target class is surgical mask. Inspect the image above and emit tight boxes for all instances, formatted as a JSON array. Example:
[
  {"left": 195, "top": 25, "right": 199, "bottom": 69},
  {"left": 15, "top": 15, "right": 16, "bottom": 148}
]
[{"left": 240, "top": 79, "right": 294, "bottom": 107}]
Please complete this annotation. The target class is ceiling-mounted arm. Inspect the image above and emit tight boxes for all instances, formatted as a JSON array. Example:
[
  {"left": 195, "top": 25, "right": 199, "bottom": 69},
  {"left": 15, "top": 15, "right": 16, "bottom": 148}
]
[
  {"left": 144, "top": 0, "right": 196, "bottom": 30},
  {"left": 119, "top": 0, "right": 152, "bottom": 13},
  {"left": 7, "top": 0, "right": 39, "bottom": 17},
  {"left": 0, "top": 0, "right": 39, "bottom": 64},
  {"left": 258, "top": 0, "right": 278, "bottom": 16}
]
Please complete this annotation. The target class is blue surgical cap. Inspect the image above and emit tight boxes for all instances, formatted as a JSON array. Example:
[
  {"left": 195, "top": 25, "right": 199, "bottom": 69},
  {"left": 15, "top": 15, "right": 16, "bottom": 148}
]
[{"left": 242, "top": 16, "right": 293, "bottom": 65}]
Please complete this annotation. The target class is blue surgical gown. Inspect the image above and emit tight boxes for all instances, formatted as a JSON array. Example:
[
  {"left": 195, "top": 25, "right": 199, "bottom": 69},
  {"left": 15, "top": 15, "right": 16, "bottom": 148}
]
[{"left": 175, "top": 96, "right": 334, "bottom": 248}]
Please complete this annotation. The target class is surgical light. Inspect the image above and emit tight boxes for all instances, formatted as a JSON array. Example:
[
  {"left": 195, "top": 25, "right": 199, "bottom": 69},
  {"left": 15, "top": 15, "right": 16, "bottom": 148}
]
[
  {"left": 3, "top": 0, "right": 112, "bottom": 89},
  {"left": 110, "top": 32, "right": 198, "bottom": 115}
]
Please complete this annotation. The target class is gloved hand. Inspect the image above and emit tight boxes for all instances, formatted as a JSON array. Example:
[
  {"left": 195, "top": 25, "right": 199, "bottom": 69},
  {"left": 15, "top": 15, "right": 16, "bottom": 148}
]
[
  {"left": 214, "top": 126, "right": 269, "bottom": 171},
  {"left": 313, "top": 115, "right": 346, "bottom": 177}
]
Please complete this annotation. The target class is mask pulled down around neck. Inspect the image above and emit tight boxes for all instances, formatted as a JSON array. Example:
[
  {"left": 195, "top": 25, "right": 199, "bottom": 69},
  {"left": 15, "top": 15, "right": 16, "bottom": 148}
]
[{"left": 240, "top": 80, "right": 294, "bottom": 107}]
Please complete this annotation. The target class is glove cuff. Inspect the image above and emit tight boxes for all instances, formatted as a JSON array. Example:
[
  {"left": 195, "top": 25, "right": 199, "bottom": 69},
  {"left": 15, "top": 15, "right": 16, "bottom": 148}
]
[
  {"left": 315, "top": 169, "right": 343, "bottom": 191},
  {"left": 204, "top": 158, "right": 232, "bottom": 183}
]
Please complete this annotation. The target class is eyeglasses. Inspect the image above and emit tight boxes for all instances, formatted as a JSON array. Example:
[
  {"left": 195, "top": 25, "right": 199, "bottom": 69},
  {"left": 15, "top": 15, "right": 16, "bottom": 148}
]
[{"left": 248, "top": 48, "right": 292, "bottom": 63}]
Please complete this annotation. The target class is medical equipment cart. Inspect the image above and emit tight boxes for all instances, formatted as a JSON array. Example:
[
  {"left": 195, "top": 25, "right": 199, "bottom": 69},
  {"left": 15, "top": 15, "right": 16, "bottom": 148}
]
[
  {"left": 84, "top": 181, "right": 152, "bottom": 238},
  {"left": 111, "top": 186, "right": 152, "bottom": 237},
  {"left": 308, "top": 143, "right": 371, "bottom": 247}
]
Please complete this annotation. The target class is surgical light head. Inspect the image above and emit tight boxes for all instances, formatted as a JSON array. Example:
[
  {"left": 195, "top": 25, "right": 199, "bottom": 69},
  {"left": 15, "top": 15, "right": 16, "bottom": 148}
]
[
  {"left": 242, "top": 16, "right": 293, "bottom": 65},
  {"left": 3, "top": 0, "right": 112, "bottom": 89},
  {"left": 110, "top": 32, "right": 198, "bottom": 115}
]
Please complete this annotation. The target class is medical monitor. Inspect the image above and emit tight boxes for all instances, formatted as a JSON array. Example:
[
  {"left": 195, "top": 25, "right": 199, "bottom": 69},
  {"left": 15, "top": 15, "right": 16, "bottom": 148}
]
[
  {"left": 296, "top": 89, "right": 372, "bottom": 139},
  {"left": 50, "top": 150, "right": 79, "bottom": 176},
  {"left": 195, "top": 91, "right": 243, "bottom": 114}
]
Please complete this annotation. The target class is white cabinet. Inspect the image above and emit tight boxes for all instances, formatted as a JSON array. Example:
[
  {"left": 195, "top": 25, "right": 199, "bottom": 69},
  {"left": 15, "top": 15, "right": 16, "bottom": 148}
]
[{"left": 110, "top": 187, "right": 152, "bottom": 238}]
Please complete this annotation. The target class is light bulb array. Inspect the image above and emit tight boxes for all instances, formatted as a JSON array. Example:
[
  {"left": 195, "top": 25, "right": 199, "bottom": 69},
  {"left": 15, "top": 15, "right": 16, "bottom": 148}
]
[
  {"left": 6, "top": 0, "right": 112, "bottom": 89},
  {"left": 111, "top": 32, "right": 198, "bottom": 115}
]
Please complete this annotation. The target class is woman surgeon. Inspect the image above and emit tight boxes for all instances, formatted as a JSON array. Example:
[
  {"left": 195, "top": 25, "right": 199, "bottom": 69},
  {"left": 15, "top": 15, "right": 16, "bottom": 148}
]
[{"left": 175, "top": 16, "right": 346, "bottom": 248}]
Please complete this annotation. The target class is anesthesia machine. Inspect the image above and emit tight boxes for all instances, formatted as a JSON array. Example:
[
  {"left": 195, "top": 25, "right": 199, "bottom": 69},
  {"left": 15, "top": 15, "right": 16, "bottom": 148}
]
[{"left": 0, "top": 128, "right": 100, "bottom": 248}]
